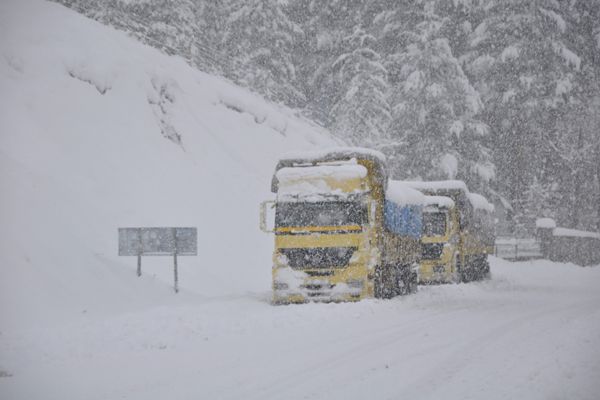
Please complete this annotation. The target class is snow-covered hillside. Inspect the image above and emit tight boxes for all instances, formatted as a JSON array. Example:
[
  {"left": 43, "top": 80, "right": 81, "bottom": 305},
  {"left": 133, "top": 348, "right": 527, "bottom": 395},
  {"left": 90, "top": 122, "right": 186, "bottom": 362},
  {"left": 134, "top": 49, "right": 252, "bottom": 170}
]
[
  {"left": 0, "top": 0, "right": 338, "bottom": 329},
  {"left": 1, "top": 1, "right": 600, "bottom": 400}
]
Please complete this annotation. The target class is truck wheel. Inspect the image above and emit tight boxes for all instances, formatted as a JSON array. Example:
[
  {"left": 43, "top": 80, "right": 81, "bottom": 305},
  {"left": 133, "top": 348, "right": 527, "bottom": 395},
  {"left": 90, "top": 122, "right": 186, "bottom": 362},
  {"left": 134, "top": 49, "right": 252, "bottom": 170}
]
[
  {"left": 375, "top": 265, "right": 394, "bottom": 299},
  {"left": 462, "top": 256, "right": 474, "bottom": 282},
  {"left": 454, "top": 254, "right": 464, "bottom": 283},
  {"left": 395, "top": 266, "right": 417, "bottom": 296},
  {"left": 374, "top": 266, "right": 384, "bottom": 298},
  {"left": 470, "top": 256, "right": 479, "bottom": 281},
  {"left": 397, "top": 272, "right": 408, "bottom": 296},
  {"left": 473, "top": 255, "right": 488, "bottom": 281},
  {"left": 481, "top": 257, "right": 491, "bottom": 280},
  {"left": 408, "top": 270, "right": 418, "bottom": 294}
]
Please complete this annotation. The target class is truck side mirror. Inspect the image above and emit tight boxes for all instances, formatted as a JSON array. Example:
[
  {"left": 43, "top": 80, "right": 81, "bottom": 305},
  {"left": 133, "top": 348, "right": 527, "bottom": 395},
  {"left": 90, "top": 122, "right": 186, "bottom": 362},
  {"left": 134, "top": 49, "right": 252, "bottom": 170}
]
[
  {"left": 370, "top": 200, "right": 378, "bottom": 227},
  {"left": 260, "top": 201, "right": 276, "bottom": 233}
]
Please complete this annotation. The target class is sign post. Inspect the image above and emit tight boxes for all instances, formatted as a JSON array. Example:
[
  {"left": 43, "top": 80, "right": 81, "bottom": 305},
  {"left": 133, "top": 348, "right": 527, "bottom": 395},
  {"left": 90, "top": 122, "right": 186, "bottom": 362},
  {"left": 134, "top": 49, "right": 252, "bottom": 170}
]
[
  {"left": 119, "top": 227, "right": 197, "bottom": 293},
  {"left": 174, "top": 252, "right": 179, "bottom": 293}
]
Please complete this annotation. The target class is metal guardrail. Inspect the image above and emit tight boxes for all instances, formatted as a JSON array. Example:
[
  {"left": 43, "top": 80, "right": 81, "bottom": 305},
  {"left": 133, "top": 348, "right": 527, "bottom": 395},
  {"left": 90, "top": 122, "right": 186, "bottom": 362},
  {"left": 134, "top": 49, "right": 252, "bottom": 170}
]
[{"left": 494, "top": 238, "right": 542, "bottom": 261}]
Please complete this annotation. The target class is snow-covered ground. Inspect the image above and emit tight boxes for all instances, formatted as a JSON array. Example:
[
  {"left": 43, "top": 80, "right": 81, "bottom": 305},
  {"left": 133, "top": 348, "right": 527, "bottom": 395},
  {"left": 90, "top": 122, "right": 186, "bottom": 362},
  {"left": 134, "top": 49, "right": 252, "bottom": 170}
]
[
  {"left": 1, "top": 1, "right": 599, "bottom": 399},
  {"left": 2, "top": 258, "right": 599, "bottom": 400}
]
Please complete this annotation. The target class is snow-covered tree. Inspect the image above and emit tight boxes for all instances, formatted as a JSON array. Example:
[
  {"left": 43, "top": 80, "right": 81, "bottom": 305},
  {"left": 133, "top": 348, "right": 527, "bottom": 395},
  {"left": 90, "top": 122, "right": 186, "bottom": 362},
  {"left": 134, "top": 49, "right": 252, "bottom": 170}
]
[
  {"left": 380, "top": 2, "right": 493, "bottom": 193},
  {"left": 434, "top": 0, "right": 482, "bottom": 64},
  {"left": 559, "top": 0, "right": 600, "bottom": 231},
  {"left": 468, "top": 0, "right": 586, "bottom": 233},
  {"left": 287, "top": 0, "right": 369, "bottom": 124},
  {"left": 329, "top": 26, "right": 391, "bottom": 146},
  {"left": 222, "top": 0, "right": 305, "bottom": 106}
]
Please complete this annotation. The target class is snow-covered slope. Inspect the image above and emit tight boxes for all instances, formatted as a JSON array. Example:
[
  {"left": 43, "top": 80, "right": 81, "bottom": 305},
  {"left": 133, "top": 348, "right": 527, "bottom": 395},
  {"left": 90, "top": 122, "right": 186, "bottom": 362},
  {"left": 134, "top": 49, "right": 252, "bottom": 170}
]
[{"left": 0, "top": 0, "right": 338, "bottom": 329}]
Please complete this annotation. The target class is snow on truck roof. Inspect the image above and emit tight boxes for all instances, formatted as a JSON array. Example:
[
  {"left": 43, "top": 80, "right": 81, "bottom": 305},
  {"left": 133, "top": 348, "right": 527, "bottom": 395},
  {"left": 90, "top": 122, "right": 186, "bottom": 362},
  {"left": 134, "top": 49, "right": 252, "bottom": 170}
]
[
  {"left": 386, "top": 180, "right": 425, "bottom": 206},
  {"left": 276, "top": 164, "right": 367, "bottom": 181},
  {"left": 279, "top": 147, "right": 386, "bottom": 164},
  {"left": 403, "top": 180, "right": 494, "bottom": 212},
  {"left": 272, "top": 147, "right": 387, "bottom": 193},
  {"left": 276, "top": 165, "right": 368, "bottom": 201},
  {"left": 403, "top": 180, "right": 468, "bottom": 192},
  {"left": 468, "top": 192, "right": 494, "bottom": 212},
  {"left": 423, "top": 195, "right": 455, "bottom": 209}
]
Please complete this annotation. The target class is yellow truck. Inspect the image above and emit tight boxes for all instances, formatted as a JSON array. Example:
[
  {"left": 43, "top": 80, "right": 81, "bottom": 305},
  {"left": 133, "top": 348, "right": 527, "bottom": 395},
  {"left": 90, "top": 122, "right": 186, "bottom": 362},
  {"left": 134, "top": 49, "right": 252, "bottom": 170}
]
[
  {"left": 260, "top": 148, "right": 424, "bottom": 303},
  {"left": 405, "top": 181, "right": 495, "bottom": 283},
  {"left": 419, "top": 195, "right": 459, "bottom": 283},
  {"left": 467, "top": 192, "right": 496, "bottom": 279}
]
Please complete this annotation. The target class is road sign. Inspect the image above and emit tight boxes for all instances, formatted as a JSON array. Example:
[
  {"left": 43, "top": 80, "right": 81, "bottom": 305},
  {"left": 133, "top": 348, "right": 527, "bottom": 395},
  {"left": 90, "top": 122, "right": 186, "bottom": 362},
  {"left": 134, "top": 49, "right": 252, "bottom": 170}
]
[
  {"left": 118, "top": 227, "right": 197, "bottom": 256},
  {"left": 118, "top": 227, "right": 197, "bottom": 292}
]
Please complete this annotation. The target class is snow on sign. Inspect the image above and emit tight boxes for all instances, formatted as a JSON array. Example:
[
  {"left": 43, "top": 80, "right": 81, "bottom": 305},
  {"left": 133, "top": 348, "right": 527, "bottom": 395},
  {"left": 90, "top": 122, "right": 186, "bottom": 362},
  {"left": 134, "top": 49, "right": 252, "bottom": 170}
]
[
  {"left": 119, "top": 227, "right": 197, "bottom": 256},
  {"left": 118, "top": 227, "right": 197, "bottom": 292}
]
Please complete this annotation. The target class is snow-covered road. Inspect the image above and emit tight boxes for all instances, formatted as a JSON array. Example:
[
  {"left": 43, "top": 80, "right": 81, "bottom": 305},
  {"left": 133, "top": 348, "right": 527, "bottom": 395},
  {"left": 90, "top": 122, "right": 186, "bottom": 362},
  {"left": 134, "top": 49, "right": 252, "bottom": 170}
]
[{"left": 2, "top": 257, "right": 599, "bottom": 400}]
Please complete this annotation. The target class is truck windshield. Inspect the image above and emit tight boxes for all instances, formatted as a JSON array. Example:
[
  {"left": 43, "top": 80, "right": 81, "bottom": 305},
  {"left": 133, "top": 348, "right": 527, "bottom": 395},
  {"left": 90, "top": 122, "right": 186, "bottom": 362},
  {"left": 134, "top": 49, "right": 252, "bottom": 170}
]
[
  {"left": 275, "top": 201, "right": 368, "bottom": 228},
  {"left": 422, "top": 212, "right": 446, "bottom": 236}
]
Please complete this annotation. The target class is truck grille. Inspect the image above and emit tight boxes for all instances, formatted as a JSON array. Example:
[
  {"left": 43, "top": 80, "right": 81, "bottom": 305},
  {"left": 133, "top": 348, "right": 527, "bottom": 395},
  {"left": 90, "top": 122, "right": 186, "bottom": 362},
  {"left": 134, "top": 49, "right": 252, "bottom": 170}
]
[
  {"left": 279, "top": 247, "right": 356, "bottom": 269},
  {"left": 422, "top": 243, "right": 444, "bottom": 260}
]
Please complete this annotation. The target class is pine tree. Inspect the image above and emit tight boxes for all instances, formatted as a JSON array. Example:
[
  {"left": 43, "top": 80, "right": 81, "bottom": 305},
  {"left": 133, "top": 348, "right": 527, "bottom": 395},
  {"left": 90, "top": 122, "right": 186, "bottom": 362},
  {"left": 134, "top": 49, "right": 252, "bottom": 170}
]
[
  {"left": 434, "top": 0, "right": 483, "bottom": 64},
  {"left": 468, "top": 0, "right": 585, "bottom": 233},
  {"left": 329, "top": 26, "right": 391, "bottom": 146},
  {"left": 222, "top": 0, "right": 305, "bottom": 106},
  {"left": 287, "top": 0, "right": 368, "bottom": 124},
  {"left": 380, "top": 1, "right": 493, "bottom": 192},
  {"left": 559, "top": 0, "right": 600, "bottom": 230}
]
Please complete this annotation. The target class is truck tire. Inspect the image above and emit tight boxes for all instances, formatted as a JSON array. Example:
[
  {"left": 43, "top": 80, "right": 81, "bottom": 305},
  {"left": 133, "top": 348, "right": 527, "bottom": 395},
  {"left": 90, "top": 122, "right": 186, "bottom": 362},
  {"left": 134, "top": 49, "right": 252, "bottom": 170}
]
[
  {"left": 394, "top": 265, "right": 417, "bottom": 296},
  {"left": 375, "top": 265, "right": 394, "bottom": 299},
  {"left": 462, "top": 256, "right": 474, "bottom": 282},
  {"left": 374, "top": 266, "right": 384, "bottom": 299},
  {"left": 454, "top": 254, "right": 465, "bottom": 283},
  {"left": 481, "top": 256, "right": 491, "bottom": 280},
  {"left": 407, "top": 270, "right": 418, "bottom": 294}
]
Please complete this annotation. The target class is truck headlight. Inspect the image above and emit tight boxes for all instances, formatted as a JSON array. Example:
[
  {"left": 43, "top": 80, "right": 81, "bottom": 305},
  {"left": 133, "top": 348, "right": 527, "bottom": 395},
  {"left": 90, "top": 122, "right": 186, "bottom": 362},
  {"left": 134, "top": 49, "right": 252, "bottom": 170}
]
[
  {"left": 433, "top": 265, "right": 445, "bottom": 273},
  {"left": 346, "top": 279, "right": 364, "bottom": 289}
]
